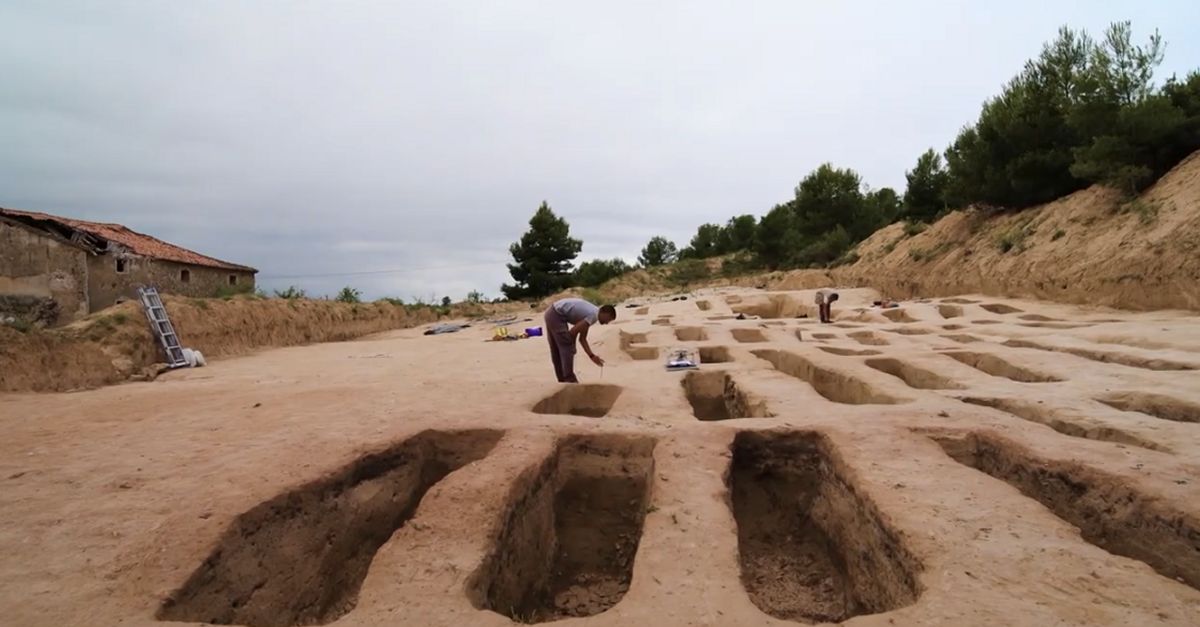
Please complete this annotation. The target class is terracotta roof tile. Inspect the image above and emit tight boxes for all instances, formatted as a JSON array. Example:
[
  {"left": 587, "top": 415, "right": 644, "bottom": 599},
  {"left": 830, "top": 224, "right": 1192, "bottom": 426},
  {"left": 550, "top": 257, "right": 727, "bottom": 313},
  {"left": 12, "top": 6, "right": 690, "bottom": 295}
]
[{"left": 0, "top": 207, "right": 257, "bottom": 272}]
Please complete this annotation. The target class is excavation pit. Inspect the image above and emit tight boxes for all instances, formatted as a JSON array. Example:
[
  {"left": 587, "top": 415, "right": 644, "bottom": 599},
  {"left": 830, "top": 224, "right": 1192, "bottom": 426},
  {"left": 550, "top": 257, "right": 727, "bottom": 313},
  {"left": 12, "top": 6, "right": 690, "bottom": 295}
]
[
  {"left": 1098, "top": 392, "right": 1200, "bottom": 423},
  {"left": 696, "top": 300, "right": 712, "bottom": 311},
  {"left": 675, "top": 326, "right": 709, "bottom": 342},
  {"left": 157, "top": 429, "right": 504, "bottom": 627},
  {"left": 1004, "top": 339, "right": 1197, "bottom": 371},
  {"left": 753, "top": 350, "right": 903, "bottom": 405},
  {"left": 682, "top": 371, "right": 770, "bottom": 421},
  {"left": 818, "top": 346, "right": 882, "bottom": 357},
  {"left": 941, "top": 297, "right": 980, "bottom": 304},
  {"left": 635, "top": 307, "right": 649, "bottom": 315},
  {"left": 980, "top": 303, "right": 1022, "bottom": 314},
  {"left": 865, "top": 358, "right": 966, "bottom": 390},
  {"left": 533, "top": 385, "right": 624, "bottom": 418},
  {"left": 698, "top": 346, "right": 733, "bottom": 363},
  {"left": 884, "top": 327, "right": 932, "bottom": 336},
  {"left": 848, "top": 331, "right": 889, "bottom": 346},
  {"left": 942, "top": 334, "right": 982, "bottom": 344},
  {"left": 471, "top": 435, "right": 655, "bottom": 622},
  {"left": 881, "top": 309, "right": 917, "bottom": 323},
  {"left": 931, "top": 431, "right": 1200, "bottom": 590},
  {"left": 937, "top": 305, "right": 963, "bottom": 319},
  {"left": 959, "top": 397, "right": 1165, "bottom": 451},
  {"left": 943, "top": 351, "right": 1063, "bottom": 383},
  {"left": 732, "top": 328, "right": 769, "bottom": 343},
  {"left": 624, "top": 346, "right": 659, "bottom": 361},
  {"left": 729, "top": 431, "right": 921, "bottom": 623},
  {"left": 731, "top": 294, "right": 806, "bottom": 319}
]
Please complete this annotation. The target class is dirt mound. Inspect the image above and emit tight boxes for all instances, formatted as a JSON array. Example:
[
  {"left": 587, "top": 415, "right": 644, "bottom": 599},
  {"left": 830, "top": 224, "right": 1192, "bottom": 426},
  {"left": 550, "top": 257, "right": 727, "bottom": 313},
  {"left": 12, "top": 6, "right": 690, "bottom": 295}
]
[
  {"left": 0, "top": 296, "right": 461, "bottom": 392},
  {"left": 824, "top": 150, "right": 1200, "bottom": 311}
]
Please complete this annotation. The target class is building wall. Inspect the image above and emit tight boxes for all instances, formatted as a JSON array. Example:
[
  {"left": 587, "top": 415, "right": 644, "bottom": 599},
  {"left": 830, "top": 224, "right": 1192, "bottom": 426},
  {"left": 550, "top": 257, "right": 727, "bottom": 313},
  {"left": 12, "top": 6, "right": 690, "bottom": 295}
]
[
  {"left": 86, "top": 254, "right": 256, "bottom": 310},
  {"left": 0, "top": 221, "right": 89, "bottom": 323}
]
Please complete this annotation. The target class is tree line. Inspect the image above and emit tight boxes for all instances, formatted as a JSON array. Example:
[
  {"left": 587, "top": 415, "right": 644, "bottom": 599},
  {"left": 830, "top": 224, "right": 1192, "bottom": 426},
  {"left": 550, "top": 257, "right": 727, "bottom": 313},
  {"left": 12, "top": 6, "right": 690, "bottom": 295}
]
[{"left": 502, "top": 22, "right": 1200, "bottom": 300}]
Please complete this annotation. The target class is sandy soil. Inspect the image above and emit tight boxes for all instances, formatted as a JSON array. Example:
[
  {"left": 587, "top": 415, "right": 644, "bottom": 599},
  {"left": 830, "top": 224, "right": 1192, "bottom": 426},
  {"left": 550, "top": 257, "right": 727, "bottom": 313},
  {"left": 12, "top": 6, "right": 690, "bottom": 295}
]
[{"left": 2, "top": 287, "right": 1199, "bottom": 626}]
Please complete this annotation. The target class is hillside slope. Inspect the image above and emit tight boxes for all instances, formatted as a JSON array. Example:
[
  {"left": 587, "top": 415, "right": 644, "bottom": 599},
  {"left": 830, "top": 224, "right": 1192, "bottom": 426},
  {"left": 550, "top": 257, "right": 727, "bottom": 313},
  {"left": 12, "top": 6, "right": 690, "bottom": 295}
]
[{"left": 815, "top": 150, "right": 1200, "bottom": 311}]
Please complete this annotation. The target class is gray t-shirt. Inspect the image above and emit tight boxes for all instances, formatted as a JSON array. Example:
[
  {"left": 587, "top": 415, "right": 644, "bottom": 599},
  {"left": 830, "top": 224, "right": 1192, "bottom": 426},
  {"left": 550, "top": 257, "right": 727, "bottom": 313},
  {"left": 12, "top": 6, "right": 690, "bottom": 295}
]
[{"left": 553, "top": 298, "right": 600, "bottom": 325}]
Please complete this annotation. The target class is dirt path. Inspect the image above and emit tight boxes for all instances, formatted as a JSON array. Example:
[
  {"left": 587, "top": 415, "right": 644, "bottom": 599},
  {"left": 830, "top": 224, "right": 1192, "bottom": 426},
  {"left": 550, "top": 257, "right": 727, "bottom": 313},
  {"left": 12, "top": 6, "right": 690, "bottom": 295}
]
[{"left": 2, "top": 288, "right": 1199, "bottom": 626}]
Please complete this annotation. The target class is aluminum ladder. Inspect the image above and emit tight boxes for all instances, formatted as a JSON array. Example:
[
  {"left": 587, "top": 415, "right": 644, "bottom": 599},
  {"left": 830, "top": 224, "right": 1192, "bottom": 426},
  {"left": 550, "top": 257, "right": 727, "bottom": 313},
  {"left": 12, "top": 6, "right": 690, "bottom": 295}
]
[{"left": 137, "top": 286, "right": 188, "bottom": 368}]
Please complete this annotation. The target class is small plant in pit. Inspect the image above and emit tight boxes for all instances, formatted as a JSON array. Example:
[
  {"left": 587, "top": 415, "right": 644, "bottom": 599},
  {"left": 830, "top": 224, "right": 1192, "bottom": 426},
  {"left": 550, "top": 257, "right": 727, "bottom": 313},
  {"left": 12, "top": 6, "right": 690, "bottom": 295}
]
[{"left": 1052, "top": 229, "right": 1066, "bottom": 241}]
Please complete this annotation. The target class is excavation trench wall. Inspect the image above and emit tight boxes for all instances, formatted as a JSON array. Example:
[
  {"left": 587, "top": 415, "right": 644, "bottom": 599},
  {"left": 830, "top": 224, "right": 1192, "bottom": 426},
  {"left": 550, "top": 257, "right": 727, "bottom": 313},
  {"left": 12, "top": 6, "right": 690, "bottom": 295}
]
[
  {"left": 158, "top": 429, "right": 503, "bottom": 627},
  {"left": 0, "top": 296, "right": 506, "bottom": 392},
  {"left": 753, "top": 349, "right": 903, "bottom": 405},
  {"left": 682, "top": 371, "right": 770, "bottom": 421},
  {"left": 470, "top": 434, "right": 655, "bottom": 622},
  {"left": 532, "top": 385, "right": 623, "bottom": 417},
  {"left": 932, "top": 431, "right": 1200, "bottom": 590},
  {"left": 728, "top": 431, "right": 922, "bottom": 623}
]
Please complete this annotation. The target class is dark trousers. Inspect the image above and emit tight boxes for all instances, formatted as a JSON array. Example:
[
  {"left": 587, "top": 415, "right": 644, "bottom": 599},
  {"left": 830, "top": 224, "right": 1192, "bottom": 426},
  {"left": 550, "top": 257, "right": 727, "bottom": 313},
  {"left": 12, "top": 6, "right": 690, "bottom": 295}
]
[
  {"left": 819, "top": 302, "right": 832, "bottom": 323},
  {"left": 544, "top": 308, "right": 578, "bottom": 382}
]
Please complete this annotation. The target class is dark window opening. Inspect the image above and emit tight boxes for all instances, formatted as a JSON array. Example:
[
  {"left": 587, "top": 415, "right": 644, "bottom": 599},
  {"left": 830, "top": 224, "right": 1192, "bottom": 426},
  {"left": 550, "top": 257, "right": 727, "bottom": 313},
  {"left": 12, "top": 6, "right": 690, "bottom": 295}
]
[
  {"left": 115, "top": 259, "right": 127, "bottom": 273},
  {"left": 181, "top": 269, "right": 191, "bottom": 283},
  {"left": 228, "top": 275, "right": 237, "bottom": 286}
]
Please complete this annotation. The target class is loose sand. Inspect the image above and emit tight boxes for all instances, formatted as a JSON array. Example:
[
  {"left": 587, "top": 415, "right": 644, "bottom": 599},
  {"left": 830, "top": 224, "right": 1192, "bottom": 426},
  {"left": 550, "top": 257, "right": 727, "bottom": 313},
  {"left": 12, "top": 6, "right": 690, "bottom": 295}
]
[{"left": 2, "top": 287, "right": 1199, "bottom": 626}]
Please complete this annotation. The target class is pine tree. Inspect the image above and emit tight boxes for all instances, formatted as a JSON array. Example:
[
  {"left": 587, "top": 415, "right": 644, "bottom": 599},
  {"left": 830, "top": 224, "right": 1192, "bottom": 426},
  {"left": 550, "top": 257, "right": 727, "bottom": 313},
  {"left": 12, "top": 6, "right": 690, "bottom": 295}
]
[
  {"left": 638, "top": 236, "right": 678, "bottom": 267},
  {"left": 501, "top": 202, "right": 582, "bottom": 300}
]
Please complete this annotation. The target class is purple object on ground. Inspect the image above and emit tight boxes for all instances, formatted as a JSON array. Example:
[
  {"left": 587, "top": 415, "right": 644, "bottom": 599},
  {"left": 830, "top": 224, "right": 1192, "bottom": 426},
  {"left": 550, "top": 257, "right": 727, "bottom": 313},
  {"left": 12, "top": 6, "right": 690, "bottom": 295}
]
[{"left": 525, "top": 326, "right": 543, "bottom": 337}]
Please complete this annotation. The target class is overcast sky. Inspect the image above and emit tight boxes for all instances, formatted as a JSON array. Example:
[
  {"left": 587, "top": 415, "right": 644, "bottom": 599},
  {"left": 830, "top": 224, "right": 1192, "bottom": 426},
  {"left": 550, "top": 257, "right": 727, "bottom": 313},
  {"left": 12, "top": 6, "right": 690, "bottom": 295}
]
[{"left": 2, "top": 2, "right": 1197, "bottom": 300}]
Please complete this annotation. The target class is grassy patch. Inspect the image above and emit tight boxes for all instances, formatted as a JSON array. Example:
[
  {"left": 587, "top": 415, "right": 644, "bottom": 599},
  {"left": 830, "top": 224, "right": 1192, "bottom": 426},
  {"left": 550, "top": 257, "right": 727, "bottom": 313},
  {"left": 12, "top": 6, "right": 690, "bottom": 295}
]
[
  {"left": 908, "top": 242, "right": 953, "bottom": 263},
  {"left": 1051, "top": 229, "right": 1066, "bottom": 241},
  {"left": 1121, "top": 198, "right": 1161, "bottom": 225},
  {"left": 902, "top": 221, "right": 928, "bottom": 237},
  {"left": 995, "top": 222, "right": 1032, "bottom": 254}
]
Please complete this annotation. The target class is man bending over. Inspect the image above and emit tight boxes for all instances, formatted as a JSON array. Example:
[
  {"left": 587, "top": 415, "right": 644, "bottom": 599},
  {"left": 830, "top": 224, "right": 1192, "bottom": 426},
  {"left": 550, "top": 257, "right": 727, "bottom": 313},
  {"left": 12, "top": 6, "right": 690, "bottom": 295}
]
[{"left": 544, "top": 298, "right": 616, "bottom": 382}]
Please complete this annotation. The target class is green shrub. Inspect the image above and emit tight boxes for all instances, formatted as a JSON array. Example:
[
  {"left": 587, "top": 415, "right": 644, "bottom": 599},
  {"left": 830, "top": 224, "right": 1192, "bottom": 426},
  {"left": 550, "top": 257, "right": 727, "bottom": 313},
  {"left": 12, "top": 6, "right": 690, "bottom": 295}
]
[
  {"left": 1052, "top": 229, "right": 1066, "bottom": 241},
  {"left": 274, "top": 286, "right": 307, "bottom": 299},
  {"left": 668, "top": 259, "right": 711, "bottom": 286},
  {"left": 335, "top": 286, "right": 362, "bottom": 303},
  {"left": 902, "top": 221, "right": 928, "bottom": 237}
]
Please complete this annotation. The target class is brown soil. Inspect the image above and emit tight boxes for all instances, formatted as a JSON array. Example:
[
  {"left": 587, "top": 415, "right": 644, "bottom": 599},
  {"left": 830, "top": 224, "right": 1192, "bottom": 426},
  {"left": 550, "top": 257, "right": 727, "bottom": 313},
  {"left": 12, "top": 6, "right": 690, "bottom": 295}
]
[
  {"left": 865, "top": 358, "right": 966, "bottom": 390},
  {"left": 532, "top": 385, "right": 624, "bottom": 418},
  {"left": 0, "top": 296, "right": 481, "bottom": 392},
  {"left": 159, "top": 430, "right": 501, "bottom": 627},
  {"left": 728, "top": 431, "right": 921, "bottom": 623},
  {"left": 931, "top": 430, "right": 1200, "bottom": 590},
  {"left": 1004, "top": 338, "right": 1198, "bottom": 371},
  {"left": 470, "top": 434, "right": 654, "bottom": 622},
  {"left": 673, "top": 326, "right": 708, "bottom": 342},
  {"left": 938, "top": 305, "right": 963, "bottom": 318},
  {"left": 847, "top": 330, "right": 890, "bottom": 346},
  {"left": 731, "top": 328, "right": 768, "bottom": 343},
  {"left": 942, "top": 351, "right": 1064, "bottom": 383},
  {"left": 4, "top": 287, "right": 1200, "bottom": 627},
  {"left": 681, "top": 371, "right": 771, "bottom": 421},
  {"left": 1098, "top": 392, "right": 1200, "bottom": 424},
  {"left": 697, "top": 346, "right": 732, "bottom": 364},
  {"left": 752, "top": 349, "right": 905, "bottom": 405},
  {"left": 821, "top": 150, "right": 1200, "bottom": 311},
  {"left": 980, "top": 303, "right": 1023, "bottom": 314},
  {"left": 817, "top": 346, "right": 882, "bottom": 356},
  {"left": 958, "top": 397, "right": 1166, "bottom": 451}
]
